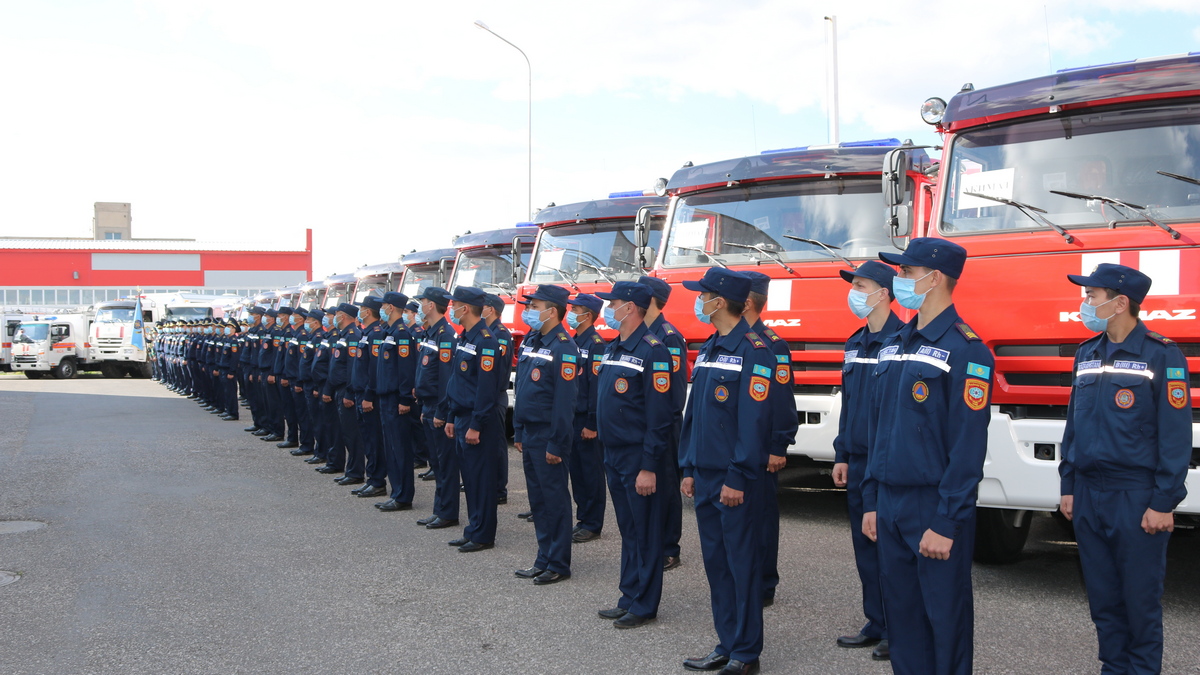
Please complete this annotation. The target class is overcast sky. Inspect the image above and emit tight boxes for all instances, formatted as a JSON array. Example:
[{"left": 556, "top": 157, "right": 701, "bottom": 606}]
[{"left": 1, "top": 1, "right": 1198, "bottom": 278}]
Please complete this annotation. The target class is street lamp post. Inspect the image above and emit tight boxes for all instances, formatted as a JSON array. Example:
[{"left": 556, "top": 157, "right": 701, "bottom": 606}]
[{"left": 474, "top": 20, "right": 531, "bottom": 218}]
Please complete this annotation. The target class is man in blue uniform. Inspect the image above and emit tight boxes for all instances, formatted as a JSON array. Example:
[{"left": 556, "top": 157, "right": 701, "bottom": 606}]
[
  {"left": 273, "top": 307, "right": 300, "bottom": 449},
  {"left": 289, "top": 309, "right": 316, "bottom": 456},
  {"left": 241, "top": 308, "right": 265, "bottom": 434},
  {"left": 438, "top": 287, "right": 504, "bottom": 552},
  {"left": 259, "top": 309, "right": 285, "bottom": 442},
  {"left": 830, "top": 261, "right": 901, "bottom": 661},
  {"left": 512, "top": 284, "right": 580, "bottom": 585},
  {"left": 415, "top": 287, "right": 460, "bottom": 530},
  {"left": 296, "top": 309, "right": 324, "bottom": 460},
  {"left": 862, "top": 238, "right": 994, "bottom": 675},
  {"left": 218, "top": 320, "right": 242, "bottom": 422},
  {"left": 374, "top": 291, "right": 418, "bottom": 512},
  {"left": 351, "top": 296, "right": 388, "bottom": 499},
  {"left": 739, "top": 271, "right": 799, "bottom": 609},
  {"left": 566, "top": 293, "right": 607, "bottom": 543},
  {"left": 639, "top": 275, "right": 688, "bottom": 571},
  {"left": 324, "top": 303, "right": 364, "bottom": 486},
  {"left": 484, "top": 293, "right": 513, "bottom": 505},
  {"left": 1060, "top": 263, "right": 1191, "bottom": 675},
  {"left": 678, "top": 268, "right": 776, "bottom": 675},
  {"left": 313, "top": 308, "right": 345, "bottom": 473},
  {"left": 405, "top": 299, "right": 433, "bottom": 476},
  {"left": 593, "top": 281, "right": 674, "bottom": 629}
]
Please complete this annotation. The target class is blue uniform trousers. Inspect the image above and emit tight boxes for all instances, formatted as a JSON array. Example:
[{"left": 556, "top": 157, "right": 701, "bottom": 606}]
[
  {"left": 1074, "top": 482, "right": 1169, "bottom": 675},
  {"left": 292, "top": 388, "right": 312, "bottom": 451},
  {"left": 604, "top": 443, "right": 667, "bottom": 619},
  {"left": 223, "top": 374, "right": 240, "bottom": 421},
  {"left": 847, "top": 453, "right": 886, "bottom": 639},
  {"left": 694, "top": 467, "right": 765, "bottom": 663},
  {"left": 522, "top": 439, "right": 572, "bottom": 575},
  {"left": 321, "top": 397, "right": 345, "bottom": 471},
  {"left": 455, "top": 412, "right": 498, "bottom": 545},
  {"left": 425, "top": 404, "right": 459, "bottom": 521},
  {"left": 281, "top": 382, "right": 298, "bottom": 443},
  {"left": 567, "top": 414, "right": 606, "bottom": 534},
  {"left": 877, "top": 484, "right": 974, "bottom": 675},
  {"left": 306, "top": 392, "right": 324, "bottom": 461},
  {"left": 337, "top": 388, "right": 363, "bottom": 479},
  {"left": 245, "top": 373, "right": 261, "bottom": 426},
  {"left": 412, "top": 414, "right": 430, "bottom": 463},
  {"left": 494, "top": 407, "right": 509, "bottom": 500},
  {"left": 663, "top": 417, "right": 683, "bottom": 559},
  {"left": 380, "top": 394, "right": 415, "bottom": 504},
  {"left": 761, "top": 469, "right": 779, "bottom": 602},
  {"left": 263, "top": 376, "right": 282, "bottom": 435},
  {"left": 357, "top": 398, "right": 385, "bottom": 488}
]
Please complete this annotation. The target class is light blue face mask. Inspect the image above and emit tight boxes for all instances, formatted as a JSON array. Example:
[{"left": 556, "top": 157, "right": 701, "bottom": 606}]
[
  {"left": 449, "top": 307, "right": 463, "bottom": 326},
  {"left": 380, "top": 308, "right": 390, "bottom": 324},
  {"left": 224, "top": 327, "right": 233, "bottom": 335},
  {"left": 847, "top": 288, "right": 885, "bottom": 320},
  {"left": 566, "top": 312, "right": 582, "bottom": 330},
  {"left": 522, "top": 307, "right": 548, "bottom": 331},
  {"left": 416, "top": 305, "right": 427, "bottom": 324},
  {"left": 893, "top": 270, "right": 935, "bottom": 310},
  {"left": 1079, "top": 297, "right": 1116, "bottom": 332},
  {"left": 322, "top": 317, "right": 333, "bottom": 330},
  {"left": 602, "top": 304, "right": 623, "bottom": 331},
  {"left": 693, "top": 296, "right": 718, "bottom": 325}
]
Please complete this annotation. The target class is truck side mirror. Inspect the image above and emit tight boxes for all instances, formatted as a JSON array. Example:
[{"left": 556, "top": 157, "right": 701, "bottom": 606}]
[
  {"left": 438, "top": 257, "right": 453, "bottom": 288},
  {"left": 633, "top": 206, "right": 651, "bottom": 249},
  {"left": 881, "top": 148, "right": 906, "bottom": 208},
  {"left": 885, "top": 205, "right": 911, "bottom": 238},
  {"left": 511, "top": 235, "right": 535, "bottom": 286}
]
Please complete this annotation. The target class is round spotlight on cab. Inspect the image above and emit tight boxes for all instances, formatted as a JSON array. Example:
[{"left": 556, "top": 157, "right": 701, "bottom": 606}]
[
  {"left": 920, "top": 97, "right": 947, "bottom": 125},
  {"left": 653, "top": 177, "right": 669, "bottom": 197}
]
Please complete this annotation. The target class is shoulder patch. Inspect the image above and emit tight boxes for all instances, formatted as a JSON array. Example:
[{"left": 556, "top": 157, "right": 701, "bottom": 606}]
[
  {"left": 590, "top": 334, "right": 603, "bottom": 344},
  {"left": 663, "top": 324, "right": 677, "bottom": 335},
  {"left": 762, "top": 328, "right": 782, "bottom": 342},
  {"left": 558, "top": 332, "right": 569, "bottom": 342},
  {"left": 955, "top": 323, "right": 982, "bottom": 341},
  {"left": 1146, "top": 331, "right": 1174, "bottom": 344},
  {"left": 643, "top": 334, "right": 661, "bottom": 347},
  {"left": 744, "top": 331, "right": 768, "bottom": 349},
  {"left": 479, "top": 328, "right": 492, "bottom": 339}
]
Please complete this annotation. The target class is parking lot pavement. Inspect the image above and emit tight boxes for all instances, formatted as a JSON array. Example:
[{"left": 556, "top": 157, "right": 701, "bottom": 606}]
[{"left": 0, "top": 375, "right": 1197, "bottom": 674}]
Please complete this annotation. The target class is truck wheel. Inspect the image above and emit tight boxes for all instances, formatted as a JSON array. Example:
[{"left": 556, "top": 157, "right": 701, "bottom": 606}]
[
  {"left": 99, "top": 364, "right": 120, "bottom": 378},
  {"left": 24, "top": 371, "right": 44, "bottom": 380},
  {"left": 973, "top": 508, "right": 1031, "bottom": 564},
  {"left": 133, "top": 362, "right": 152, "bottom": 379},
  {"left": 53, "top": 359, "right": 78, "bottom": 380}
]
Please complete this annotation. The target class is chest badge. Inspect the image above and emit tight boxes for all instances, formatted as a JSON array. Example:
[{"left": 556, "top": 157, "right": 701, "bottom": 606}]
[
  {"left": 1115, "top": 388, "right": 1135, "bottom": 409},
  {"left": 964, "top": 378, "right": 989, "bottom": 411},
  {"left": 460, "top": 360, "right": 469, "bottom": 372},
  {"left": 531, "top": 368, "right": 542, "bottom": 382},
  {"left": 1168, "top": 380, "right": 1189, "bottom": 409},
  {"left": 422, "top": 354, "right": 430, "bottom": 366},
  {"left": 614, "top": 377, "right": 629, "bottom": 394},
  {"left": 714, "top": 385, "right": 729, "bottom": 402},
  {"left": 383, "top": 351, "right": 390, "bottom": 360},
  {"left": 912, "top": 381, "right": 929, "bottom": 403},
  {"left": 333, "top": 349, "right": 341, "bottom": 358}
]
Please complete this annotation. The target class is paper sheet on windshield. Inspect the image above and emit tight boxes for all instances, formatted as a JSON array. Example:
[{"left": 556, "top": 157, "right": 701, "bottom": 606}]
[
  {"left": 672, "top": 221, "right": 710, "bottom": 249},
  {"left": 958, "top": 168, "right": 1015, "bottom": 210},
  {"left": 455, "top": 268, "right": 477, "bottom": 287}
]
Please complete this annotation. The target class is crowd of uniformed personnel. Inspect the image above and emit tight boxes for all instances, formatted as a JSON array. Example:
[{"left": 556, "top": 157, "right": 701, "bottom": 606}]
[{"left": 149, "top": 237, "right": 1192, "bottom": 675}]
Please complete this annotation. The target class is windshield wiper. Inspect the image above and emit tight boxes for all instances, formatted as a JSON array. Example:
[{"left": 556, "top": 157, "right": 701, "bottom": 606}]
[
  {"left": 722, "top": 242, "right": 797, "bottom": 275},
  {"left": 781, "top": 235, "right": 859, "bottom": 270},
  {"left": 675, "top": 246, "right": 729, "bottom": 269},
  {"left": 1049, "top": 190, "right": 1179, "bottom": 239},
  {"left": 964, "top": 192, "right": 1075, "bottom": 243},
  {"left": 477, "top": 282, "right": 516, "bottom": 299},
  {"left": 577, "top": 261, "right": 617, "bottom": 284},
  {"left": 544, "top": 267, "right": 581, "bottom": 291},
  {"left": 1156, "top": 169, "right": 1200, "bottom": 187}
]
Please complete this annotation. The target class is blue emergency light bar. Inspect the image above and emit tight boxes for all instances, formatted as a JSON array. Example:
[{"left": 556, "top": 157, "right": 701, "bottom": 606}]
[
  {"left": 607, "top": 190, "right": 653, "bottom": 198},
  {"left": 761, "top": 138, "right": 901, "bottom": 155}
]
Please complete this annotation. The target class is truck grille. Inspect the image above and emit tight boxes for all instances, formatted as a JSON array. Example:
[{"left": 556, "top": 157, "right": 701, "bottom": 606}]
[
  {"left": 13, "top": 356, "right": 37, "bottom": 364},
  {"left": 97, "top": 338, "right": 124, "bottom": 348}
]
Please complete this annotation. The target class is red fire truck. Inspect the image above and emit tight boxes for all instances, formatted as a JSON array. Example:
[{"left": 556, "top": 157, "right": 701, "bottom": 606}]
[
  {"left": 518, "top": 192, "right": 668, "bottom": 334},
  {"left": 911, "top": 53, "right": 1200, "bottom": 560},
  {"left": 645, "top": 139, "right": 935, "bottom": 467},
  {"left": 398, "top": 248, "right": 458, "bottom": 298}
]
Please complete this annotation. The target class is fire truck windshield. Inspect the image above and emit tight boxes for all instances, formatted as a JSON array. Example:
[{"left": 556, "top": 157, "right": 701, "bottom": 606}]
[
  {"left": 95, "top": 308, "right": 136, "bottom": 323},
  {"left": 299, "top": 289, "right": 321, "bottom": 311},
  {"left": 15, "top": 324, "right": 48, "bottom": 343},
  {"left": 399, "top": 266, "right": 440, "bottom": 298},
  {"left": 662, "top": 179, "right": 895, "bottom": 268},
  {"left": 530, "top": 220, "right": 663, "bottom": 284},
  {"left": 324, "top": 284, "right": 351, "bottom": 308},
  {"left": 353, "top": 280, "right": 387, "bottom": 304},
  {"left": 164, "top": 306, "right": 211, "bottom": 320},
  {"left": 941, "top": 104, "right": 1200, "bottom": 234},
  {"left": 449, "top": 248, "right": 531, "bottom": 296}
]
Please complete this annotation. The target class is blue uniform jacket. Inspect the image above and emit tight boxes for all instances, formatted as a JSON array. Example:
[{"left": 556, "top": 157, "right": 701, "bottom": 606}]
[
  {"left": 752, "top": 320, "right": 800, "bottom": 457},
  {"left": 272, "top": 326, "right": 291, "bottom": 376},
  {"left": 833, "top": 312, "right": 905, "bottom": 463},
  {"left": 415, "top": 318, "right": 455, "bottom": 405},
  {"left": 1060, "top": 322, "right": 1192, "bottom": 513},
  {"left": 513, "top": 323, "right": 580, "bottom": 458},
  {"left": 375, "top": 321, "right": 418, "bottom": 406},
  {"left": 595, "top": 322, "right": 674, "bottom": 471},
  {"left": 440, "top": 319, "right": 502, "bottom": 431},
  {"left": 680, "top": 318, "right": 776, "bottom": 491},
  {"left": 649, "top": 315, "right": 688, "bottom": 417},
  {"left": 323, "top": 325, "right": 358, "bottom": 398},
  {"left": 309, "top": 329, "right": 333, "bottom": 393},
  {"left": 256, "top": 325, "right": 277, "bottom": 373},
  {"left": 573, "top": 324, "right": 607, "bottom": 430},
  {"left": 353, "top": 320, "right": 385, "bottom": 402},
  {"left": 863, "top": 306, "right": 994, "bottom": 540},
  {"left": 491, "top": 319, "right": 513, "bottom": 410},
  {"left": 240, "top": 326, "right": 259, "bottom": 368}
]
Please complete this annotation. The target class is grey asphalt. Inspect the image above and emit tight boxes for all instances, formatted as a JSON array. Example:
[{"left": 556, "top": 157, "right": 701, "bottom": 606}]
[{"left": 0, "top": 375, "right": 1197, "bottom": 674}]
